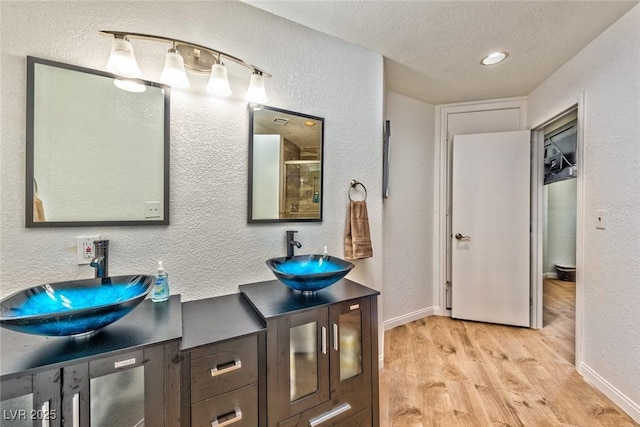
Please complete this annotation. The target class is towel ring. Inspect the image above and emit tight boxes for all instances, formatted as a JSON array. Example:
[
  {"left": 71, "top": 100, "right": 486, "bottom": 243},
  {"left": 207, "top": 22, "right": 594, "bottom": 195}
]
[{"left": 349, "top": 179, "right": 367, "bottom": 201}]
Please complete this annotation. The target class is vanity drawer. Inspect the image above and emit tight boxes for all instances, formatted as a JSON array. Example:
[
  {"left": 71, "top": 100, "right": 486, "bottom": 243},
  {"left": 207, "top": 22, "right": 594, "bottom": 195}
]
[
  {"left": 278, "top": 386, "right": 371, "bottom": 427},
  {"left": 190, "top": 335, "right": 258, "bottom": 402},
  {"left": 335, "top": 408, "right": 372, "bottom": 427},
  {"left": 191, "top": 383, "right": 258, "bottom": 427}
]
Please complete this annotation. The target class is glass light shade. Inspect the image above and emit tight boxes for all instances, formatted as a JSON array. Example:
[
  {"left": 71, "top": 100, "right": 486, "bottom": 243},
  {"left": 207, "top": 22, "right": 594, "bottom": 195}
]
[
  {"left": 106, "top": 37, "right": 142, "bottom": 78},
  {"left": 206, "top": 63, "right": 232, "bottom": 97},
  {"left": 160, "top": 50, "right": 190, "bottom": 89},
  {"left": 113, "top": 79, "right": 147, "bottom": 93},
  {"left": 246, "top": 72, "right": 268, "bottom": 104}
]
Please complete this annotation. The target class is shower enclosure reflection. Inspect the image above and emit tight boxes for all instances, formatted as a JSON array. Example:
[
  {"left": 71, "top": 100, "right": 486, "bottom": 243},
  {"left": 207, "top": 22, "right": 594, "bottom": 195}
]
[{"left": 249, "top": 106, "right": 324, "bottom": 222}]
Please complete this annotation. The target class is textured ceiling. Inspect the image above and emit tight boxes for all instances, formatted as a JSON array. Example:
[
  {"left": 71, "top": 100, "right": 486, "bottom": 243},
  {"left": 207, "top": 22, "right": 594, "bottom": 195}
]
[{"left": 243, "top": 1, "right": 638, "bottom": 104}]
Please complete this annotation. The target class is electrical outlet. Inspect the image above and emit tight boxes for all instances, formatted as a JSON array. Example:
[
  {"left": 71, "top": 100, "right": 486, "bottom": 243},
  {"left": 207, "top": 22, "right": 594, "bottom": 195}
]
[
  {"left": 596, "top": 210, "right": 606, "bottom": 229},
  {"left": 76, "top": 236, "right": 99, "bottom": 265},
  {"left": 145, "top": 201, "right": 161, "bottom": 219}
]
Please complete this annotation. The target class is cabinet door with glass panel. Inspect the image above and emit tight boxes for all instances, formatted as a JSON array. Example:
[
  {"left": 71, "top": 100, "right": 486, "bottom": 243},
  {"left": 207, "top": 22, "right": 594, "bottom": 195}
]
[
  {"left": 279, "top": 307, "right": 330, "bottom": 419},
  {"left": 0, "top": 345, "right": 169, "bottom": 427},
  {"left": 0, "top": 370, "right": 60, "bottom": 427},
  {"left": 276, "top": 298, "right": 372, "bottom": 421},
  {"left": 329, "top": 298, "right": 372, "bottom": 398}
]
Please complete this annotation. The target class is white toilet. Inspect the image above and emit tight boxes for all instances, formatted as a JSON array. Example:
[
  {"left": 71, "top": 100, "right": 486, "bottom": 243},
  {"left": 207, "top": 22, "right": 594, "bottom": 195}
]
[{"left": 555, "top": 264, "right": 576, "bottom": 282}]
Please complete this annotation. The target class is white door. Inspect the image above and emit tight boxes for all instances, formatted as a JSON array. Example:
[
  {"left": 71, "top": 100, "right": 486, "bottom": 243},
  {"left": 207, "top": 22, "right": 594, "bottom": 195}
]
[{"left": 451, "top": 130, "right": 530, "bottom": 327}]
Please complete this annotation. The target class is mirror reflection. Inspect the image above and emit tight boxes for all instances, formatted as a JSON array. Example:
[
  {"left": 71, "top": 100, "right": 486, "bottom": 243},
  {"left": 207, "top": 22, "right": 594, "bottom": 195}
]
[
  {"left": 26, "top": 56, "right": 169, "bottom": 227},
  {"left": 249, "top": 106, "right": 323, "bottom": 222}
]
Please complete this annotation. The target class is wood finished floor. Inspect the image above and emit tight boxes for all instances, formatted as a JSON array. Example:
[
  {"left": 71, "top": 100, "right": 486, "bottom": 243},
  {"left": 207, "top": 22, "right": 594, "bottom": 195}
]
[{"left": 379, "top": 279, "right": 638, "bottom": 427}]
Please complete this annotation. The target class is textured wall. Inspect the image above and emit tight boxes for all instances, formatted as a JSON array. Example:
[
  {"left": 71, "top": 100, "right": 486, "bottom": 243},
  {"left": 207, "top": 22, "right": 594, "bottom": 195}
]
[
  {"left": 0, "top": 0, "right": 384, "bottom": 323},
  {"left": 543, "top": 179, "right": 577, "bottom": 274},
  {"left": 383, "top": 91, "right": 435, "bottom": 322},
  {"left": 528, "top": 4, "right": 640, "bottom": 412}
]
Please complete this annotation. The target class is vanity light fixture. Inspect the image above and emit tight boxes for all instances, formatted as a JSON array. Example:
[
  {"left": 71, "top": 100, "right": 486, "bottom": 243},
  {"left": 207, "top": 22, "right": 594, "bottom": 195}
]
[
  {"left": 100, "top": 31, "right": 271, "bottom": 102},
  {"left": 481, "top": 51, "right": 509, "bottom": 66}
]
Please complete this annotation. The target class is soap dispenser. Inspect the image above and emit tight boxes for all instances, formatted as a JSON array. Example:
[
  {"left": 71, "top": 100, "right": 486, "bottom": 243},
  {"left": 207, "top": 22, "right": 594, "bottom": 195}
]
[{"left": 152, "top": 260, "right": 170, "bottom": 302}]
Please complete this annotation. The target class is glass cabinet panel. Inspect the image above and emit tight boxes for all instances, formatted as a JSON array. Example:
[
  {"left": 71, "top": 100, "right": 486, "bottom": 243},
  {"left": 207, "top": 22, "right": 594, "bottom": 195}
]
[
  {"left": 1, "top": 394, "right": 33, "bottom": 427},
  {"left": 90, "top": 366, "right": 144, "bottom": 427},
  {"left": 289, "top": 322, "right": 318, "bottom": 402},
  {"left": 339, "top": 309, "right": 363, "bottom": 381}
]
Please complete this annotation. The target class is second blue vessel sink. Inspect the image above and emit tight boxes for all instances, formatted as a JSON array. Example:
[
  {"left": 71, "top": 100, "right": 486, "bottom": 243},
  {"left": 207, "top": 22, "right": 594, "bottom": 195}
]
[
  {"left": 0, "top": 275, "right": 155, "bottom": 337},
  {"left": 266, "top": 255, "right": 354, "bottom": 293}
]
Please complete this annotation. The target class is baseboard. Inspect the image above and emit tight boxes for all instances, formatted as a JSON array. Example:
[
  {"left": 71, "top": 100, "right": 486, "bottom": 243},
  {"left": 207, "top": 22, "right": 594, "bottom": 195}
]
[
  {"left": 543, "top": 272, "right": 558, "bottom": 279},
  {"left": 580, "top": 362, "right": 640, "bottom": 423},
  {"left": 383, "top": 306, "right": 438, "bottom": 331}
]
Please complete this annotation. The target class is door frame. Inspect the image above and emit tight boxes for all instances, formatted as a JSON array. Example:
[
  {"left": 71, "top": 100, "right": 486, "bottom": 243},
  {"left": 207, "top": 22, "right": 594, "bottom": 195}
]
[
  {"left": 529, "top": 92, "right": 585, "bottom": 368},
  {"left": 435, "top": 94, "right": 584, "bottom": 367},
  {"left": 434, "top": 97, "right": 527, "bottom": 317}
]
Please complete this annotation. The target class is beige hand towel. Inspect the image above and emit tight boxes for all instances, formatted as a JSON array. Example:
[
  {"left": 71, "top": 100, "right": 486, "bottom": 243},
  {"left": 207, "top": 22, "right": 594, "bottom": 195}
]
[
  {"left": 345, "top": 200, "right": 373, "bottom": 260},
  {"left": 34, "top": 197, "right": 45, "bottom": 222}
]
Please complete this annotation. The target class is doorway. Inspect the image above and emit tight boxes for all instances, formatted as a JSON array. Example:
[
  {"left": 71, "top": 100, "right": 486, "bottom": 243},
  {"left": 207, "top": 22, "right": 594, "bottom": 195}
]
[
  {"left": 537, "top": 109, "right": 579, "bottom": 364},
  {"left": 437, "top": 96, "right": 585, "bottom": 366}
]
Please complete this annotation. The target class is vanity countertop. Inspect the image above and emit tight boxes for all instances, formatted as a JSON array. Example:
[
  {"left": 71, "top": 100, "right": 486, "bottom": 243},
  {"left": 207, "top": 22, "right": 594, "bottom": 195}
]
[
  {"left": 180, "top": 293, "right": 266, "bottom": 352},
  {"left": 0, "top": 294, "right": 182, "bottom": 378},
  {"left": 239, "top": 278, "right": 379, "bottom": 320}
]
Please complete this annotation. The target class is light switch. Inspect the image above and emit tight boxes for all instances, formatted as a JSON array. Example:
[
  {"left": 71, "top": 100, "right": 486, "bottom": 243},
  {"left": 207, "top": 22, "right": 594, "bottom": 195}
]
[{"left": 596, "top": 210, "right": 606, "bottom": 229}]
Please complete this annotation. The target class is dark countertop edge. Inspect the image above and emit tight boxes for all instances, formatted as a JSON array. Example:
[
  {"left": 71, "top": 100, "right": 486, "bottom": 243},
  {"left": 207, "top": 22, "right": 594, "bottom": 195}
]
[
  {"left": 1, "top": 336, "right": 183, "bottom": 380},
  {"left": 239, "top": 278, "right": 380, "bottom": 319},
  {"left": 180, "top": 331, "right": 263, "bottom": 354}
]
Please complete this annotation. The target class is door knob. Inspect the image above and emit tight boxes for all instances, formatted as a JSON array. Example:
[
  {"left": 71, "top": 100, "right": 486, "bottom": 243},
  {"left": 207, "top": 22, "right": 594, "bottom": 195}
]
[{"left": 455, "top": 233, "right": 471, "bottom": 241}]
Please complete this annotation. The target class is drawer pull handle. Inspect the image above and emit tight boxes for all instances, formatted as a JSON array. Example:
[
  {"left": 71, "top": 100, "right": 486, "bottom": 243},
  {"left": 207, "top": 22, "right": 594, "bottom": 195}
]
[
  {"left": 211, "top": 360, "right": 242, "bottom": 377},
  {"left": 211, "top": 409, "right": 242, "bottom": 427},
  {"left": 333, "top": 323, "right": 339, "bottom": 351},
  {"left": 308, "top": 403, "right": 352, "bottom": 426}
]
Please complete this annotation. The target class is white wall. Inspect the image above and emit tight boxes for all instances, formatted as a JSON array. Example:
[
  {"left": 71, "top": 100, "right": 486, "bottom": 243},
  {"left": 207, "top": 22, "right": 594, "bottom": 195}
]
[
  {"left": 543, "top": 179, "right": 577, "bottom": 274},
  {"left": 382, "top": 91, "right": 435, "bottom": 328},
  {"left": 0, "top": 1, "right": 384, "bottom": 319},
  {"left": 528, "top": 4, "right": 640, "bottom": 419}
]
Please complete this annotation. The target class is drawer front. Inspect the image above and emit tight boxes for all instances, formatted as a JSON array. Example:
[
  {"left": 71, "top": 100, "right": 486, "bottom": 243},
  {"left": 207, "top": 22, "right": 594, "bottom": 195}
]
[
  {"left": 335, "top": 408, "right": 372, "bottom": 427},
  {"left": 191, "top": 335, "right": 258, "bottom": 402},
  {"left": 191, "top": 383, "right": 258, "bottom": 427},
  {"left": 278, "top": 386, "right": 371, "bottom": 427}
]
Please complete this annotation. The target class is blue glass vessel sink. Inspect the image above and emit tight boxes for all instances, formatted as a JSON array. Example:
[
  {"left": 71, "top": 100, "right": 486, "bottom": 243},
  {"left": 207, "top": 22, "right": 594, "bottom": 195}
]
[
  {"left": 266, "top": 255, "right": 354, "bottom": 293},
  {"left": 0, "top": 275, "right": 154, "bottom": 337}
]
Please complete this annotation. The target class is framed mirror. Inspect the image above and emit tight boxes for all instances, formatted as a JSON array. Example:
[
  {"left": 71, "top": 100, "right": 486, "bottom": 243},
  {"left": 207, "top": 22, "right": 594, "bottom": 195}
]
[
  {"left": 26, "top": 56, "right": 170, "bottom": 227},
  {"left": 249, "top": 106, "right": 324, "bottom": 223}
]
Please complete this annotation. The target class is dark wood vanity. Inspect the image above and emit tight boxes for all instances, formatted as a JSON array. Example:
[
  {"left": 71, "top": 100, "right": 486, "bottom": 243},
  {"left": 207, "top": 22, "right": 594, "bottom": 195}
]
[{"left": 0, "top": 280, "right": 379, "bottom": 427}]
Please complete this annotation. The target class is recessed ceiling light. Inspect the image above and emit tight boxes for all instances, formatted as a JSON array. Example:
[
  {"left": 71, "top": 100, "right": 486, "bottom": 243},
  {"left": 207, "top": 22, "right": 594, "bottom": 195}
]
[
  {"left": 481, "top": 51, "right": 509, "bottom": 66},
  {"left": 304, "top": 120, "right": 316, "bottom": 126}
]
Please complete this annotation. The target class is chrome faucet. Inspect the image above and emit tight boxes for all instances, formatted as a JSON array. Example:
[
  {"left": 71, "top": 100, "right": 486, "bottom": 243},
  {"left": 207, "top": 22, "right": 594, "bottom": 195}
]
[
  {"left": 286, "top": 230, "right": 302, "bottom": 258},
  {"left": 90, "top": 239, "right": 110, "bottom": 278}
]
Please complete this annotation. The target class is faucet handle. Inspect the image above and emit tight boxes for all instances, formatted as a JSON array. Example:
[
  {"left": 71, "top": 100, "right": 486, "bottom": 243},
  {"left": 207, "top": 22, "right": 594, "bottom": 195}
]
[{"left": 94, "top": 239, "right": 109, "bottom": 248}]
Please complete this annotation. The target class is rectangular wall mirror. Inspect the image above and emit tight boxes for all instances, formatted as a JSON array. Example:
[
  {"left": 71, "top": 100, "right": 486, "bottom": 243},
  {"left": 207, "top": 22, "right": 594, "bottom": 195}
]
[
  {"left": 249, "top": 105, "right": 324, "bottom": 223},
  {"left": 26, "top": 56, "right": 170, "bottom": 227}
]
